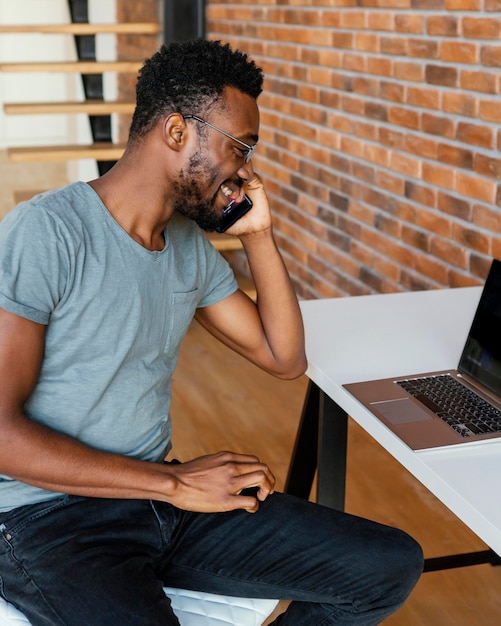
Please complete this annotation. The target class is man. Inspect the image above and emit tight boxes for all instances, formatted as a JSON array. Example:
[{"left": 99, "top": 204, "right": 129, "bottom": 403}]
[{"left": 0, "top": 39, "right": 423, "bottom": 625}]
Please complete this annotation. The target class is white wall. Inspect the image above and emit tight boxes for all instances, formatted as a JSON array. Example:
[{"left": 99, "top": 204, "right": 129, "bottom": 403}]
[{"left": 0, "top": 0, "right": 117, "bottom": 180}]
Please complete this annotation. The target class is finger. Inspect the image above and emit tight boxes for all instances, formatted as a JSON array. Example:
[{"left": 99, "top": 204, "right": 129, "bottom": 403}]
[
  {"left": 234, "top": 491, "right": 260, "bottom": 514},
  {"left": 234, "top": 467, "right": 275, "bottom": 499}
]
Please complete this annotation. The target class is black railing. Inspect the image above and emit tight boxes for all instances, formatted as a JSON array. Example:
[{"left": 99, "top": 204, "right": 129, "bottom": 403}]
[
  {"left": 67, "top": 0, "right": 115, "bottom": 175},
  {"left": 163, "top": 0, "right": 205, "bottom": 43}
]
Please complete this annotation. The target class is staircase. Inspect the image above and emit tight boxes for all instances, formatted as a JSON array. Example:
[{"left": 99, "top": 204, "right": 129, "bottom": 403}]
[{"left": 0, "top": 1, "right": 255, "bottom": 298}]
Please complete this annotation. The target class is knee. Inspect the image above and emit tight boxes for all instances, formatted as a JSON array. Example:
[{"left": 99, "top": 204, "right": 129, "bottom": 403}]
[{"left": 380, "top": 528, "right": 424, "bottom": 604}]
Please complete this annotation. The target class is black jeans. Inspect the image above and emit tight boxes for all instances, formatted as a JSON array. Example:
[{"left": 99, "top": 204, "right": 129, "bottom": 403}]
[{"left": 0, "top": 492, "right": 423, "bottom": 625}]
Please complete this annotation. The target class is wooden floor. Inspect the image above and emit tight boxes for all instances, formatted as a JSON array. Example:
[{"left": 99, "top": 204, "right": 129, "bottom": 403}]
[{"left": 2, "top": 153, "right": 501, "bottom": 624}]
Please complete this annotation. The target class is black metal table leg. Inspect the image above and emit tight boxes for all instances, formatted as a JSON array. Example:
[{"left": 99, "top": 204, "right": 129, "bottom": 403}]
[
  {"left": 285, "top": 381, "right": 348, "bottom": 510},
  {"left": 284, "top": 380, "right": 320, "bottom": 500},
  {"left": 317, "top": 390, "right": 348, "bottom": 511}
]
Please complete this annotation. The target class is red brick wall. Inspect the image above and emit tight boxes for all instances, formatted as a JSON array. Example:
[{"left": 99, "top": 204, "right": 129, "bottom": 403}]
[
  {"left": 116, "top": 0, "right": 161, "bottom": 141},
  {"left": 206, "top": 0, "right": 501, "bottom": 299}
]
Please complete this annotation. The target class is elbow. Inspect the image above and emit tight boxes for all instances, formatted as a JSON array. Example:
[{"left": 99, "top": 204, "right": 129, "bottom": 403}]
[{"left": 272, "top": 353, "right": 308, "bottom": 380}]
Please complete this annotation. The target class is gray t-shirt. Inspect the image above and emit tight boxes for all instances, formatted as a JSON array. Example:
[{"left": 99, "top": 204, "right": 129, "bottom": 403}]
[{"left": 0, "top": 182, "right": 237, "bottom": 512}]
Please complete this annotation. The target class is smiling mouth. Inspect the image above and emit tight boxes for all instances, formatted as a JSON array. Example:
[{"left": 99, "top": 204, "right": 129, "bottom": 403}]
[{"left": 220, "top": 181, "right": 244, "bottom": 206}]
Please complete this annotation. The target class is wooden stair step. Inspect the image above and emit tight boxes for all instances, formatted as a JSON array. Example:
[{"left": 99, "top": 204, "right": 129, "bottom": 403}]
[
  {"left": 0, "top": 61, "right": 142, "bottom": 74},
  {"left": 4, "top": 100, "right": 135, "bottom": 115},
  {"left": 7, "top": 143, "right": 126, "bottom": 163},
  {"left": 0, "top": 23, "right": 160, "bottom": 35},
  {"left": 206, "top": 232, "right": 243, "bottom": 251},
  {"left": 234, "top": 272, "right": 256, "bottom": 300}
]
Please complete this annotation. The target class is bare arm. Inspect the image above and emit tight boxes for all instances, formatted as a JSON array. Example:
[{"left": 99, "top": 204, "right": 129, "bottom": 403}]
[
  {"left": 196, "top": 174, "right": 307, "bottom": 379},
  {"left": 0, "top": 308, "right": 274, "bottom": 512}
]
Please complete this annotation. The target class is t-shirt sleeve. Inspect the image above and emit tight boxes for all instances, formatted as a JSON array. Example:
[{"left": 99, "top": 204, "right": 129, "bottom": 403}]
[
  {"left": 197, "top": 234, "right": 239, "bottom": 308},
  {"left": 0, "top": 203, "right": 68, "bottom": 324}
]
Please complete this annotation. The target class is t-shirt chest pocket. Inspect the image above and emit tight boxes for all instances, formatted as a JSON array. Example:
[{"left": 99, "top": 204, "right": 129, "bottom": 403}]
[{"left": 164, "top": 288, "right": 200, "bottom": 357}]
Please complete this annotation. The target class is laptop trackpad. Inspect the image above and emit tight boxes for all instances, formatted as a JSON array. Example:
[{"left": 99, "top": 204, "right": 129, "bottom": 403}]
[{"left": 371, "top": 398, "right": 432, "bottom": 425}]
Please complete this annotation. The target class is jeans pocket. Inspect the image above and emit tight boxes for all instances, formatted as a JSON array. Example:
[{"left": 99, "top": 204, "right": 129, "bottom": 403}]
[{"left": 0, "top": 495, "right": 72, "bottom": 539}]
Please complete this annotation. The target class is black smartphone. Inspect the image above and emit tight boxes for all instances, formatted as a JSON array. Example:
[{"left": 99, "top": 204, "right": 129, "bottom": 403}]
[{"left": 215, "top": 194, "right": 253, "bottom": 233}]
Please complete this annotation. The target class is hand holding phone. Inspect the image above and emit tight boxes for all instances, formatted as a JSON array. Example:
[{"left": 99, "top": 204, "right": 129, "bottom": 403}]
[{"left": 215, "top": 194, "right": 253, "bottom": 233}]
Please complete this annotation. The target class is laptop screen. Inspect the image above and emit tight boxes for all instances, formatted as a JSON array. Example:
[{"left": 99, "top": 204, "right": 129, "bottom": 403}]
[{"left": 458, "top": 258, "right": 501, "bottom": 397}]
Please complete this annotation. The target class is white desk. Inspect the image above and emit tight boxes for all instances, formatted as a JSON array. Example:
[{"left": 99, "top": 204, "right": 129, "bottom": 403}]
[{"left": 286, "top": 287, "right": 501, "bottom": 567}]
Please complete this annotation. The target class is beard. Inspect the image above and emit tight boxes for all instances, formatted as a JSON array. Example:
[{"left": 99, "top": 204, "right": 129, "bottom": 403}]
[{"left": 172, "top": 153, "right": 225, "bottom": 232}]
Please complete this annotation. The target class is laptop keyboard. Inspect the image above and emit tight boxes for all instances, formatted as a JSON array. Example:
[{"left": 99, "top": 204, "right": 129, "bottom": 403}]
[{"left": 396, "top": 374, "right": 501, "bottom": 438}]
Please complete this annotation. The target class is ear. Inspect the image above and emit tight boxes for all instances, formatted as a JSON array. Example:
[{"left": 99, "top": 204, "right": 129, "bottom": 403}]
[{"left": 162, "top": 113, "right": 189, "bottom": 153}]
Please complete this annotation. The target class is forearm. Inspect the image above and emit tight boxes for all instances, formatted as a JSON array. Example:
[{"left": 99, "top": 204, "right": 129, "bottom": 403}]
[
  {"left": 0, "top": 411, "right": 174, "bottom": 501},
  {"left": 241, "top": 226, "right": 306, "bottom": 378},
  {"left": 0, "top": 412, "right": 275, "bottom": 513}
]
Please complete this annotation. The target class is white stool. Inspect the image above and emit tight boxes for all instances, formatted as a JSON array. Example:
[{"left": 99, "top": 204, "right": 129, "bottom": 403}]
[{"left": 0, "top": 589, "right": 279, "bottom": 625}]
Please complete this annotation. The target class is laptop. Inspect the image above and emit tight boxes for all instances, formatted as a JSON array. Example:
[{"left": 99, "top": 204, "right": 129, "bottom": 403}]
[{"left": 343, "top": 258, "right": 501, "bottom": 450}]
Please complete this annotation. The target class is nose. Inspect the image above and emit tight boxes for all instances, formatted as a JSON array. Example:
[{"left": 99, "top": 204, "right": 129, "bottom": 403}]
[{"left": 237, "top": 159, "right": 254, "bottom": 181}]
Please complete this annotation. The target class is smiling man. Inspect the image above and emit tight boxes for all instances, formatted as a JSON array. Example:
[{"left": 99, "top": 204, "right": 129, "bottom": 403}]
[{"left": 0, "top": 39, "right": 423, "bottom": 625}]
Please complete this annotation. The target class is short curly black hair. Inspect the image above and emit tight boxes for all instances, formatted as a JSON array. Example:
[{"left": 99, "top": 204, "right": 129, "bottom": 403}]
[{"left": 129, "top": 38, "right": 264, "bottom": 141}]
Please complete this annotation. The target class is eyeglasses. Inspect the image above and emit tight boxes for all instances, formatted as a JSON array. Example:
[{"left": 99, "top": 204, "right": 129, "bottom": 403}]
[{"left": 183, "top": 114, "right": 256, "bottom": 163}]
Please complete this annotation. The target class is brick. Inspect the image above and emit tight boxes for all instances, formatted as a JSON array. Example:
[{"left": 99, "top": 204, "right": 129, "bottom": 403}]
[
  {"left": 353, "top": 161, "right": 376, "bottom": 184},
  {"left": 376, "top": 170, "right": 406, "bottom": 195},
  {"left": 441, "top": 41, "right": 479, "bottom": 64},
  {"left": 470, "top": 254, "right": 494, "bottom": 280},
  {"left": 445, "top": 0, "right": 482, "bottom": 8},
  {"left": 390, "top": 151, "right": 421, "bottom": 177},
  {"left": 381, "top": 37, "right": 408, "bottom": 56},
  {"left": 431, "top": 237, "right": 468, "bottom": 269},
  {"left": 422, "top": 113, "right": 456, "bottom": 138},
  {"left": 437, "top": 192, "right": 472, "bottom": 220},
  {"left": 457, "top": 122, "right": 494, "bottom": 149},
  {"left": 460, "top": 70, "right": 497, "bottom": 94},
  {"left": 415, "top": 255, "right": 449, "bottom": 284},
  {"left": 343, "top": 53, "right": 368, "bottom": 73},
  {"left": 422, "top": 162, "right": 456, "bottom": 190},
  {"left": 456, "top": 171, "right": 497, "bottom": 203},
  {"left": 405, "top": 181, "right": 437, "bottom": 207},
  {"left": 480, "top": 99, "right": 501, "bottom": 123},
  {"left": 341, "top": 95, "right": 366, "bottom": 116},
  {"left": 368, "top": 11, "right": 394, "bottom": 31},
  {"left": 340, "top": 11, "right": 368, "bottom": 28},
  {"left": 408, "top": 39, "right": 440, "bottom": 59},
  {"left": 379, "top": 127, "right": 406, "bottom": 150},
  {"left": 354, "top": 120, "right": 379, "bottom": 141},
  {"left": 364, "top": 144, "right": 391, "bottom": 167},
  {"left": 475, "top": 154, "right": 501, "bottom": 179},
  {"left": 493, "top": 237, "right": 501, "bottom": 260},
  {"left": 462, "top": 17, "right": 501, "bottom": 39},
  {"left": 412, "top": 0, "right": 445, "bottom": 7},
  {"left": 448, "top": 269, "right": 483, "bottom": 288},
  {"left": 481, "top": 46, "right": 501, "bottom": 68},
  {"left": 367, "top": 56, "right": 394, "bottom": 77},
  {"left": 473, "top": 204, "right": 501, "bottom": 234},
  {"left": 394, "top": 61, "right": 425, "bottom": 81},
  {"left": 437, "top": 143, "right": 474, "bottom": 169},
  {"left": 395, "top": 14, "right": 424, "bottom": 33},
  {"left": 407, "top": 85, "right": 440, "bottom": 109},
  {"left": 427, "top": 15, "right": 459, "bottom": 36},
  {"left": 388, "top": 106, "right": 420, "bottom": 129},
  {"left": 356, "top": 33, "right": 380, "bottom": 52},
  {"left": 425, "top": 64, "right": 458, "bottom": 87},
  {"left": 374, "top": 213, "right": 402, "bottom": 238},
  {"left": 379, "top": 80, "right": 405, "bottom": 102},
  {"left": 365, "top": 102, "right": 388, "bottom": 121},
  {"left": 453, "top": 224, "right": 490, "bottom": 254},
  {"left": 401, "top": 224, "right": 431, "bottom": 251},
  {"left": 405, "top": 134, "right": 439, "bottom": 159},
  {"left": 442, "top": 92, "right": 478, "bottom": 117},
  {"left": 400, "top": 267, "right": 436, "bottom": 291},
  {"left": 416, "top": 208, "right": 453, "bottom": 237}
]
